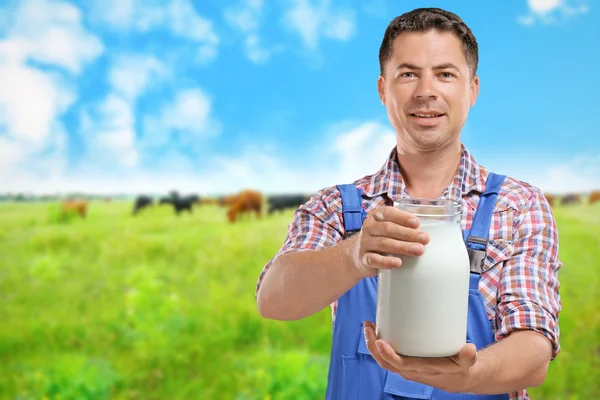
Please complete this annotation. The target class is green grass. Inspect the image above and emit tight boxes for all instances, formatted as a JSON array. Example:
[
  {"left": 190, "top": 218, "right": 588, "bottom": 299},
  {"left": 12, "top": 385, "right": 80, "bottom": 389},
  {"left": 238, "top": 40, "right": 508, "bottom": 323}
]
[{"left": 0, "top": 201, "right": 598, "bottom": 399}]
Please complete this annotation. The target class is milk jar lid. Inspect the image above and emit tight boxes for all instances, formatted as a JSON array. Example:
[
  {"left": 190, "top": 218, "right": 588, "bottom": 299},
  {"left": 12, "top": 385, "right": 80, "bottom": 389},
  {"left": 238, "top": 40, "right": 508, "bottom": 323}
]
[{"left": 393, "top": 198, "right": 462, "bottom": 218}]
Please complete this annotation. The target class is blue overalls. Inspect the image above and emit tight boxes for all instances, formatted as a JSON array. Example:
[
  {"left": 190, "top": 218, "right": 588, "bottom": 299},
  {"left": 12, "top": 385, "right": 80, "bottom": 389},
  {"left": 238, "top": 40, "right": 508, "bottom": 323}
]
[{"left": 325, "top": 173, "right": 510, "bottom": 400}]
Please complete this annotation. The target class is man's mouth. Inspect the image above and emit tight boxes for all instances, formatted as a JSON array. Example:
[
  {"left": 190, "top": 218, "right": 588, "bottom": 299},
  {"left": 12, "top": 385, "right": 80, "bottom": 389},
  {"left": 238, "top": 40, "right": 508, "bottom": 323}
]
[{"left": 409, "top": 113, "right": 445, "bottom": 118}]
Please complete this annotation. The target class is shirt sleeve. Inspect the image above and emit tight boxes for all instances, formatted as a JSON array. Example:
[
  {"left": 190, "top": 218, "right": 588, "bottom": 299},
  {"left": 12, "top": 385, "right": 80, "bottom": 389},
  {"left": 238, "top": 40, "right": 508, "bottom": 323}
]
[
  {"left": 495, "top": 187, "right": 563, "bottom": 359},
  {"left": 255, "top": 188, "right": 344, "bottom": 299}
]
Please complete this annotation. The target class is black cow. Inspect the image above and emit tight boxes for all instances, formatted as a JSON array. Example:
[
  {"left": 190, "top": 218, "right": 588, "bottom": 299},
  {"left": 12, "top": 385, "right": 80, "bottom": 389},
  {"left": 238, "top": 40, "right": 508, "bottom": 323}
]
[
  {"left": 267, "top": 194, "right": 311, "bottom": 215},
  {"left": 159, "top": 192, "right": 199, "bottom": 215},
  {"left": 132, "top": 195, "right": 154, "bottom": 215}
]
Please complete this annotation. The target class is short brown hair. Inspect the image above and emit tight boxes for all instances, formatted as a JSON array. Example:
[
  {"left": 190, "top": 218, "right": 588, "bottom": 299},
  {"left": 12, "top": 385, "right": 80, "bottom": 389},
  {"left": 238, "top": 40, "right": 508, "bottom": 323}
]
[{"left": 378, "top": 8, "right": 478, "bottom": 78}]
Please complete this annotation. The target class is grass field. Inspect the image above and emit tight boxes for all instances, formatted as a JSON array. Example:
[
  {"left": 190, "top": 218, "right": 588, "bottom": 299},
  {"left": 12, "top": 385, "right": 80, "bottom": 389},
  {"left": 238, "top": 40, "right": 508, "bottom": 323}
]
[{"left": 0, "top": 200, "right": 598, "bottom": 399}]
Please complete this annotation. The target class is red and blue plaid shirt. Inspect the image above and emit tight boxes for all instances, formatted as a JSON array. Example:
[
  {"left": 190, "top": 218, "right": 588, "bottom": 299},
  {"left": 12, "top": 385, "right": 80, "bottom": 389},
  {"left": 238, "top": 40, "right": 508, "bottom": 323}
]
[{"left": 257, "top": 144, "right": 562, "bottom": 400}]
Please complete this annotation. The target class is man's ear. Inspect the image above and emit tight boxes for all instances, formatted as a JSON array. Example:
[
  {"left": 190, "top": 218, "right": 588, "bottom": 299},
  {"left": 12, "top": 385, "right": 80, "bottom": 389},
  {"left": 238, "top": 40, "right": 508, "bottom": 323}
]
[
  {"left": 377, "top": 75, "right": 386, "bottom": 105},
  {"left": 470, "top": 75, "right": 480, "bottom": 108}
]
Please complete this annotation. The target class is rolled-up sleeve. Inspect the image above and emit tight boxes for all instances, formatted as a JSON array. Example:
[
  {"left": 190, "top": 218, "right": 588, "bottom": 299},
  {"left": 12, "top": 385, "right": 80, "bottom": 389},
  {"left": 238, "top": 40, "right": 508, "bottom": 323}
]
[
  {"left": 496, "top": 188, "right": 563, "bottom": 359},
  {"left": 255, "top": 189, "right": 344, "bottom": 298}
]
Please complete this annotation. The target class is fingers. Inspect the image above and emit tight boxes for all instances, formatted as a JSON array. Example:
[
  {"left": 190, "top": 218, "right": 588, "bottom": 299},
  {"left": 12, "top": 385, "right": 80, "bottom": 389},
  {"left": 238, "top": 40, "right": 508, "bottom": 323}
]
[
  {"left": 354, "top": 206, "right": 430, "bottom": 276},
  {"left": 371, "top": 206, "right": 421, "bottom": 228},
  {"left": 456, "top": 343, "right": 477, "bottom": 367},
  {"left": 362, "top": 252, "right": 402, "bottom": 270},
  {"left": 370, "top": 218, "right": 430, "bottom": 245},
  {"left": 363, "top": 322, "right": 398, "bottom": 372},
  {"left": 373, "top": 236, "right": 425, "bottom": 257},
  {"left": 368, "top": 207, "right": 429, "bottom": 244}
]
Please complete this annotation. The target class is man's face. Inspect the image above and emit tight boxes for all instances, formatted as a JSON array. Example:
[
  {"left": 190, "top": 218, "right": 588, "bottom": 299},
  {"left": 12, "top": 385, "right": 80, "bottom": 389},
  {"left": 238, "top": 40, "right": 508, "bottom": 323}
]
[{"left": 378, "top": 29, "right": 479, "bottom": 153}]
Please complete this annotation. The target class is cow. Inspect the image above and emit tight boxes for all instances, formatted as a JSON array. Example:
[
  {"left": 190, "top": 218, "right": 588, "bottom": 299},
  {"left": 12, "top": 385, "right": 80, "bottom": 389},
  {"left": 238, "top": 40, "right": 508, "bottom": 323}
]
[
  {"left": 227, "top": 189, "right": 263, "bottom": 223},
  {"left": 543, "top": 193, "right": 557, "bottom": 207},
  {"left": 160, "top": 193, "right": 199, "bottom": 215},
  {"left": 61, "top": 200, "right": 88, "bottom": 218},
  {"left": 589, "top": 190, "right": 600, "bottom": 205},
  {"left": 132, "top": 195, "right": 154, "bottom": 215},
  {"left": 561, "top": 193, "right": 581, "bottom": 206},
  {"left": 267, "top": 194, "right": 311, "bottom": 215}
]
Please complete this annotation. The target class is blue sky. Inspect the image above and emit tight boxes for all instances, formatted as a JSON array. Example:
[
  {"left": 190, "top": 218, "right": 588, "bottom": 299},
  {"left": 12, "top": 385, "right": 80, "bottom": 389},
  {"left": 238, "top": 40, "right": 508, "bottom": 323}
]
[{"left": 0, "top": 0, "right": 598, "bottom": 195}]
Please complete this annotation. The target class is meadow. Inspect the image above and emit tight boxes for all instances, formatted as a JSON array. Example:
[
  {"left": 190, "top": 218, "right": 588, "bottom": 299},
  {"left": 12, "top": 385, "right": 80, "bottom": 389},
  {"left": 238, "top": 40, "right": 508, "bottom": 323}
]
[{"left": 0, "top": 200, "right": 598, "bottom": 399}]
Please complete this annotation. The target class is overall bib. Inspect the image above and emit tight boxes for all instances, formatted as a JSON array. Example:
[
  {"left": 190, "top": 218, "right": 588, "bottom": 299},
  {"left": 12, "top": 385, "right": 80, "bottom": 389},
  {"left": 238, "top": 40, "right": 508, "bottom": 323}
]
[{"left": 325, "top": 173, "right": 510, "bottom": 400}]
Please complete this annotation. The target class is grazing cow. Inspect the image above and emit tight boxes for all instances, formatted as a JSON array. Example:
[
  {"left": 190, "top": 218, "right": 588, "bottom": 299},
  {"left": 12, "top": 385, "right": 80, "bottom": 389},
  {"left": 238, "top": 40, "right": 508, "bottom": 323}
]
[
  {"left": 589, "top": 190, "right": 600, "bottom": 205},
  {"left": 62, "top": 200, "right": 88, "bottom": 218},
  {"left": 561, "top": 193, "right": 581, "bottom": 206},
  {"left": 132, "top": 195, "right": 154, "bottom": 215},
  {"left": 543, "top": 193, "right": 557, "bottom": 207},
  {"left": 160, "top": 193, "right": 199, "bottom": 215},
  {"left": 267, "top": 194, "right": 311, "bottom": 215},
  {"left": 227, "top": 189, "right": 263, "bottom": 223}
]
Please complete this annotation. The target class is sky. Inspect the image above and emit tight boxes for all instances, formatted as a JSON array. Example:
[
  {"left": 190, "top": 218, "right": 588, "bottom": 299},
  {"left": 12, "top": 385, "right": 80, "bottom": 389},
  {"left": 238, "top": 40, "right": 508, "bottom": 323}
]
[{"left": 0, "top": 0, "right": 598, "bottom": 196}]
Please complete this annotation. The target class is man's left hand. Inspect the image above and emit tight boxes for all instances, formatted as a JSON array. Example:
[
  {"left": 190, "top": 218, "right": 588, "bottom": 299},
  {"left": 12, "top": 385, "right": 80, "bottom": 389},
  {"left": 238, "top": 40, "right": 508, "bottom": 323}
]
[{"left": 363, "top": 321, "right": 478, "bottom": 393}]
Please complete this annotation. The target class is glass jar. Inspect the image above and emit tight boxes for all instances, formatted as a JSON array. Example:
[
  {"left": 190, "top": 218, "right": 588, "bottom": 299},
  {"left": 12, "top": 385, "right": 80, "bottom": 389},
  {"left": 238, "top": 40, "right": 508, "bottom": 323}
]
[{"left": 376, "top": 198, "right": 470, "bottom": 357}]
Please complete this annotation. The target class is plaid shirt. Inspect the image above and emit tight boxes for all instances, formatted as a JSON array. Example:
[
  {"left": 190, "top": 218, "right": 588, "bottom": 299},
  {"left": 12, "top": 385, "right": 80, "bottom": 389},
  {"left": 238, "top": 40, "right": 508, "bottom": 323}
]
[{"left": 256, "top": 144, "right": 562, "bottom": 400}]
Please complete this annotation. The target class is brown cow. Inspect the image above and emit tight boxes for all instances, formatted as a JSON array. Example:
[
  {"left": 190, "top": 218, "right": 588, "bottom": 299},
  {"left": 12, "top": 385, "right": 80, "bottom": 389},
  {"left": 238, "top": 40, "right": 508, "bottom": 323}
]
[
  {"left": 61, "top": 200, "right": 88, "bottom": 218},
  {"left": 227, "top": 190, "right": 263, "bottom": 223},
  {"left": 543, "top": 193, "right": 557, "bottom": 207},
  {"left": 589, "top": 190, "right": 600, "bottom": 205}
]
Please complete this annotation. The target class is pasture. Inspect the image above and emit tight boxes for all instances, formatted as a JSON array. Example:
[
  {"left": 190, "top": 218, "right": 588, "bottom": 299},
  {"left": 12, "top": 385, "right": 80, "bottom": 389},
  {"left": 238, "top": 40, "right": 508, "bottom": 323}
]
[{"left": 0, "top": 200, "right": 598, "bottom": 399}]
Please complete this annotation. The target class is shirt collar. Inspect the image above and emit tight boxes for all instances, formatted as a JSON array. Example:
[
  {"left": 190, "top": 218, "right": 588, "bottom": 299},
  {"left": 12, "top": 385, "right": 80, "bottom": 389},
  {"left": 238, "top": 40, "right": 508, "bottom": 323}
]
[{"left": 362, "top": 143, "right": 486, "bottom": 201}]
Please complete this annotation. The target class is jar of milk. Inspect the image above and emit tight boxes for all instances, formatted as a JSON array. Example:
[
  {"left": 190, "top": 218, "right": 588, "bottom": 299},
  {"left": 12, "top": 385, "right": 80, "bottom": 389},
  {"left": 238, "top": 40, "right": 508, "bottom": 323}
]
[{"left": 376, "top": 198, "right": 470, "bottom": 357}]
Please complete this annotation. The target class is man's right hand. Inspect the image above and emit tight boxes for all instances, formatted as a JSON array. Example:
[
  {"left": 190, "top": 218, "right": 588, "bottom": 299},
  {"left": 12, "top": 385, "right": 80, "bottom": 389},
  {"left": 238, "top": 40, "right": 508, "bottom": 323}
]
[{"left": 351, "top": 206, "right": 431, "bottom": 278}]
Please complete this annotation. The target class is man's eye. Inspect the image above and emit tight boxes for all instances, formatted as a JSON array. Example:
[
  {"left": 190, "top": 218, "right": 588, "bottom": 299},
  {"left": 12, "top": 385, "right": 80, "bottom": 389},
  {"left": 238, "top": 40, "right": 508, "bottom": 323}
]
[
  {"left": 440, "top": 72, "right": 455, "bottom": 79},
  {"left": 401, "top": 72, "right": 415, "bottom": 78}
]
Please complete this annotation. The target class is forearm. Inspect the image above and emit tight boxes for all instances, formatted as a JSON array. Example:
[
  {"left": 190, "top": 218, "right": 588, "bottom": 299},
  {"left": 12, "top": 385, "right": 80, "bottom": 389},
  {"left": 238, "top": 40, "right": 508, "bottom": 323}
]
[
  {"left": 257, "top": 236, "right": 362, "bottom": 320},
  {"left": 467, "top": 330, "right": 553, "bottom": 394}
]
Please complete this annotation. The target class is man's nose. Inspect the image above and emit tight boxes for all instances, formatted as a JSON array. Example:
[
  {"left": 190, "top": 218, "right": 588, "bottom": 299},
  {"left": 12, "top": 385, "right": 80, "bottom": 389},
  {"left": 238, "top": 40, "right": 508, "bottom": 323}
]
[{"left": 414, "top": 74, "right": 439, "bottom": 100}]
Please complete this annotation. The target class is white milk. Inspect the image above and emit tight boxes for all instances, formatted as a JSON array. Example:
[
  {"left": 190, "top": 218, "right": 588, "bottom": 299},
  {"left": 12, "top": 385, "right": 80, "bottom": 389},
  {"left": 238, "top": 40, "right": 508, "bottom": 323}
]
[{"left": 376, "top": 219, "right": 470, "bottom": 357}]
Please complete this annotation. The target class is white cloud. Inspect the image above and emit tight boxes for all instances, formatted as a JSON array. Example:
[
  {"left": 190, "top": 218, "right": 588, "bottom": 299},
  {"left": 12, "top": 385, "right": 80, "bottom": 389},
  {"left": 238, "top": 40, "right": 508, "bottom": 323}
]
[
  {"left": 143, "top": 88, "right": 221, "bottom": 144},
  {"left": 283, "top": 0, "right": 356, "bottom": 51},
  {"left": 80, "top": 95, "right": 139, "bottom": 168},
  {"left": 168, "top": 0, "right": 219, "bottom": 44},
  {"left": 488, "top": 153, "right": 600, "bottom": 195},
  {"left": 109, "top": 55, "right": 169, "bottom": 102},
  {"left": 78, "top": 54, "right": 170, "bottom": 169},
  {"left": 517, "top": 16, "right": 535, "bottom": 25},
  {"left": 0, "top": 0, "right": 103, "bottom": 191},
  {"left": 90, "top": 0, "right": 219, "bottom": 63},
  {"left": 2, "top": 120, "right": 395, "bottom": 195},
  {"left": 225, "top": 0, "right": 263, "bottom": 32},
  {"left": 146, "top": 121, "right": 395, "bottom": 195},
  {"left": 245, "top": 34, "right": 272, "bottom": 64},
  {"left": 198, "top": 45, "right": 218, "bottom": 64},
  {"left": 0, "top": 137, "right": 26, "bottom": 173},
  {"left": 519, "top": 0, "right": 589, "bottom": 25},
  {"left": 5, "top": 0, "right": 103, "bottom": 74},
  {"left": 528, "top": 0, "right": 562, "bottom": 13},
  {"left": 0, "top": 62, "right": 74, "bottom": 146},
  {"left": 329, "top": 122, "right": 397, "bottom": 185},
  {"left": 224, "top": 0, "right": 279, "bottom": 64}
]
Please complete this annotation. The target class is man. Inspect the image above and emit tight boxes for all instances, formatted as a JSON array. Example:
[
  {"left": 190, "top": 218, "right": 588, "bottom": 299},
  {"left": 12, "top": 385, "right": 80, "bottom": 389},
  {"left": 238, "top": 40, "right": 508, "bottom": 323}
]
[{"left": 255, "top": 7, "right": 562, "bottom": 400}]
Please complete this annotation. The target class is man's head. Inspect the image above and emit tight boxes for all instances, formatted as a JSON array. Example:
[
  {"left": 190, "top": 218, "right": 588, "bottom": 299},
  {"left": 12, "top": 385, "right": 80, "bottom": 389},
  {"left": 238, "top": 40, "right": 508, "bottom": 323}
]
[{"left": 377, "top": 8, "right": 480, "bottom": 154}]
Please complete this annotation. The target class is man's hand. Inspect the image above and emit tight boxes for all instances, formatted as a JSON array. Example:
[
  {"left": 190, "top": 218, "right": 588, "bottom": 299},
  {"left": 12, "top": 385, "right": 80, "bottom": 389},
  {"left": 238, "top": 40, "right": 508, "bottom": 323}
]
[
  {"left": 363, "top": 321, "right": 478, "bottom": 393},
  {"left": 351, "top": 206, "right": 430, "bottom": 278}
]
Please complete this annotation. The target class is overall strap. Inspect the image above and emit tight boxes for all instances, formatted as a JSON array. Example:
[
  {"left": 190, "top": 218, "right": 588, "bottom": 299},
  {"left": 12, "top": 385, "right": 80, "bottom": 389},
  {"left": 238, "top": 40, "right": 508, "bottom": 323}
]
[
  {"left": 336, "top": 184, "right": 366, "bottom": 234},
  {"left": 466, "top": 172, "right": 506, "bottom": 274}
]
